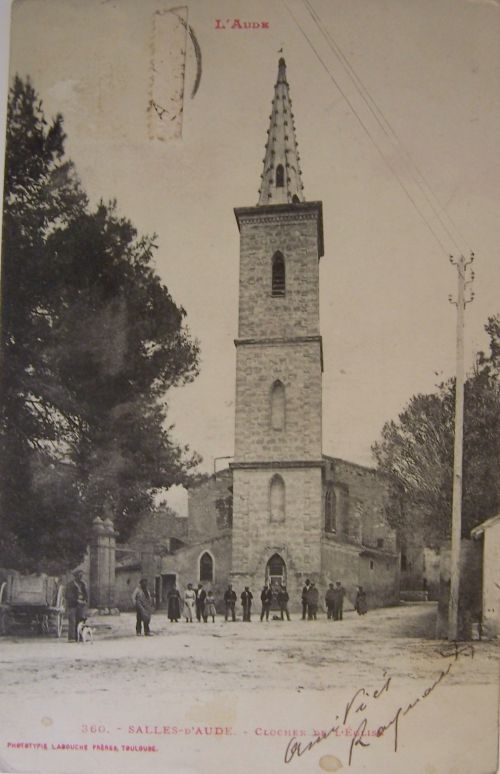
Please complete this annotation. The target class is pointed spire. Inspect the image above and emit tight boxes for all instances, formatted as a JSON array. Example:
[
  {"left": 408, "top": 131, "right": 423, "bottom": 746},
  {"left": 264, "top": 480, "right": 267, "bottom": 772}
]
[{"left": 258, "top": 58, "right": 305, "bottom": 206}]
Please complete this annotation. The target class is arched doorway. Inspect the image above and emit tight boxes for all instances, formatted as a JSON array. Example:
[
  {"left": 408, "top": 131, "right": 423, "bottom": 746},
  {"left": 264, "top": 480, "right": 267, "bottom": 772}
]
[{"left": 266, "top": 553, "right": 286, "bottom": 608}]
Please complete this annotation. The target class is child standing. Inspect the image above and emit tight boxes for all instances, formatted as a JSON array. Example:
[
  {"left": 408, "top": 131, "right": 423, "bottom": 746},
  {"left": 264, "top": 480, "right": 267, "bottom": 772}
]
[{"left": 205, "top": 590, "right": 217, "bottom": 622}]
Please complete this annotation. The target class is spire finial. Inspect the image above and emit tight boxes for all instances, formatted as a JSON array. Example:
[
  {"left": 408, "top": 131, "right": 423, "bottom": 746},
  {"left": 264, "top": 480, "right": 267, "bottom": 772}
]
[{"left": 257, "top": 58, "right": 304, "bottom": 206}]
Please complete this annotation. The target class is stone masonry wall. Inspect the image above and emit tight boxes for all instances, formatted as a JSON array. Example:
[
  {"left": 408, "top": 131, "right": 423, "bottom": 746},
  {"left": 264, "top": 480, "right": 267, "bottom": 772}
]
[
  {"left": 234, "top": 340, "right": 322, "bottom": 461},
  {"left": 231, "top": 466, "right": 323, "bottom": 608},
  {"left": 324, "top": 457, "right": 397, "bottom": 552},
  {"left": 237, "top": 211, "right": 321, "bottom": 340},
  {"left": 187, "top": 469, "right": 233, "bottom": 543}
]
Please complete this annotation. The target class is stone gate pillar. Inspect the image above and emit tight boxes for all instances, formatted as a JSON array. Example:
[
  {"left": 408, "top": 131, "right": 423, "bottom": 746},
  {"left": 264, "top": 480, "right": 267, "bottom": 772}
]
[{"left": 89, "top": 515, "right": 117, "bottom": 608}]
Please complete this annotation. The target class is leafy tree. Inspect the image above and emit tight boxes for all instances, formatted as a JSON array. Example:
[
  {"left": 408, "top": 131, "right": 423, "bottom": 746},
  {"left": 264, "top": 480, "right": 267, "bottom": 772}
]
[
  {"left": 1, "top": 78, "right": 200, "bottom": 571},
  {"left": 372, "top": 317, "right": 500, "bottom": 542}
]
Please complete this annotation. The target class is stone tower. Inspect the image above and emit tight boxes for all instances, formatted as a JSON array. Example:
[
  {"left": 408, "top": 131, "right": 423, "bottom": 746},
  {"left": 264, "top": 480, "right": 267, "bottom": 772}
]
[{"left": 230, "top": 59, "right": 325, "bottom": 605}]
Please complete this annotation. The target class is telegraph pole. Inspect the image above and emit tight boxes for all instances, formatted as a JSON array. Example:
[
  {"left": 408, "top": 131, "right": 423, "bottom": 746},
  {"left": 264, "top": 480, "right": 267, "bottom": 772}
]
[{"left": 448, "top": 252, "right": 475, "bottom": 641}]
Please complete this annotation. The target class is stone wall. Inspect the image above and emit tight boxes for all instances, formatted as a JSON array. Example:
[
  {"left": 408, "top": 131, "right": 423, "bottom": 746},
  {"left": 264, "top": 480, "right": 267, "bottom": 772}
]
[
  {"left": 231, "top": 466, "right": 323, "bottom": 608},
  {"left": 435, "top": 539, "right": 483, "bottom": 640},
  {"left": 234, "top": 340, "right": 322, "bottom": 461},
  {"left": 235, "top": 207, "right": 322, "bottom": 340},
  {"left": 187, "top": 469, "right": 233, "bottom": 543},
  {"left": 359, "top": 551, "right": 400, "bottom": 608},
  {"left": 482, "top": 522, "right": 500, "bottom": 636},
  {"left": 160, "top": 534, "right": 232, "bottom": 614},
  {"left": 321, "top": 540, "right": 361, "bottom": 611}
]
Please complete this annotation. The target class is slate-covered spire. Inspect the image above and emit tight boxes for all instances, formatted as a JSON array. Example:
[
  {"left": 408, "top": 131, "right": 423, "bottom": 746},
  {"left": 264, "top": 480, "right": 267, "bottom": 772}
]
[{"left": 258, "top": 58, "right": 305, "bottom": 206}]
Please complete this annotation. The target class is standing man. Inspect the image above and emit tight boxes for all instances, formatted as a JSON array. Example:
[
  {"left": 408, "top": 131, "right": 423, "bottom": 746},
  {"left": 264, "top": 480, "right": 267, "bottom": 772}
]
[
  {"left": 260, "top": 583, "right": 273, "bottom": 621},
  {"left": 333, "top": 580, "right": 346, "bottom": 621},
  {"left": 277, "top": 585, "right": 291, "bottom": 621},
  {"left": 325, "top": 583, "right": 336, "bottom": 620},
  {"left": 224, "top": 584, "right": 237, "bottom": 621},
  {"left": 196, "top": 584, "right": 207, "bottom": 623},
  {"left": 241, "top": 586, "right": 253, "bottom": 622},
  {"left": 301, "top": 579, "right": 311, "bottom": 620},
  {"left": 307, "top": 582, "right": 319, "bottom": 620},
  {"left": 65, "top": 569, "right": 88, "bottom": 642},
  {"left": 132, "top": 577, "right": 153, "bottom": 636}
]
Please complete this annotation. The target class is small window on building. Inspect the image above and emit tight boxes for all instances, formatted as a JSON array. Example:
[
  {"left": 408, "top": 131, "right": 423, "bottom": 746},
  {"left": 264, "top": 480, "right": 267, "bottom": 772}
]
[
  {"left": 199, "top": 552, "right": 214, "bottom": 583},
  {"left": 271, "top": 380, "right": 285, "bottom": 430},
  {"left": 271, "top": 251, "right": 285, "bottom": 296},
  {"left": 377, "top": 538, "right": 384, "bottom": 548},
  {"left": 292, "top": 194, "right": 300, "bottom": 203},
  {"left": 325, "top": 488, "right": 337, "bottom": 533},
  {"left": 276, "top": 164, "right": 285, "bottom": 187},
  {"left": 270, "top": 474, "right": 285, "bottom": 522},
  {"left": 401, "top": 554, "right": 407, "bottom": 571},
  {"left": 369, "top": 560, "right": 374, "bottom": 570}
]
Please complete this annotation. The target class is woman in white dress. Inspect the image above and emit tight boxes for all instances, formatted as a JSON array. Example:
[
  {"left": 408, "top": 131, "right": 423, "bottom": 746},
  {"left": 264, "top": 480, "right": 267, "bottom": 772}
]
[{"left": 184, "top": 583, "right": 196, "bottom": 622}]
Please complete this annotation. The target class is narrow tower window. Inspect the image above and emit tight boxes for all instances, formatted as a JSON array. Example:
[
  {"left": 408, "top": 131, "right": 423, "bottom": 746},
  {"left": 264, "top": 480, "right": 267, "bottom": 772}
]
[
  {"left": 271, "top": 251, "right": 285, "bottom": 296},
  {"left": 271, "top": 380, "right": 285, "bottom": 430},
  {"left": 325, "top": 488, "right": 337, "bottom": 533},
  {"left": 276, "top": 164, "right": 285, "bottom": 187},
  {"left": 270, "top": 474, "right": 285, "bottom": 522},
  {"left": 199, "top": 552, "right": 214, "bottom": 582}
]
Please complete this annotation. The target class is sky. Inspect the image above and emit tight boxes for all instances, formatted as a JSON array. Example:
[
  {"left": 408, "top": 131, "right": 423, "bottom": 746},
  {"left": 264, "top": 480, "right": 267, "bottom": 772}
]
[{"left": 1, "top": 0, "right": 500, "bottom": 498}]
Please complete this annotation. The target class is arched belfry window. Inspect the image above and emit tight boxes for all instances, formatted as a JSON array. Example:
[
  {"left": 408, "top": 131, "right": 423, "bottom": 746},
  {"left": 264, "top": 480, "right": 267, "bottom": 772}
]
[
  {"left": 325, "top": 488, "right": 337, "bottom": 533},
  {"left": 270, "top": 474, "right": 285, "bottom": 523},
  {"left": 272, "top": 251, "right": 285, "bottom": 297},
  {"left": 271, "top": 380, "right": 285, "bottom": 430},
  {"left": 276, "top": 164, "right": 285, "bottom": 187},
  {"left": 199, "top": 552, "right": 214, "bottom": 582}
]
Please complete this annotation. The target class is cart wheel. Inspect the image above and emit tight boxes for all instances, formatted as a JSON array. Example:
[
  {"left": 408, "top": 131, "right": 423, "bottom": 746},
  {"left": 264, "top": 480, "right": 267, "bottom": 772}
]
[
  {"left": 49, "top": 611, "right": 63, "bottom": 638},
  {"left": 55, "top": 584, "right": 65, "bottom": 612}
]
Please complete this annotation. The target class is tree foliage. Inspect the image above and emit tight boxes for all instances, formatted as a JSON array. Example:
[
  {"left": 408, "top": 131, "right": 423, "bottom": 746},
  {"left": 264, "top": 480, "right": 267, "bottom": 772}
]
[
  {"left": 372, "top": 317, "right": 500, "bottom": 542},
  {"left": 1, "top": 77, "right": 200, "bottom": 571}
]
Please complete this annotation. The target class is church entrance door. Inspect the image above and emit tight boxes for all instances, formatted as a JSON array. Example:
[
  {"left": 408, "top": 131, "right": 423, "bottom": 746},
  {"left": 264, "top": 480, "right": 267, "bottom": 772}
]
[{"left": 266, "top": 554, "right": 286, "bottom": 610}]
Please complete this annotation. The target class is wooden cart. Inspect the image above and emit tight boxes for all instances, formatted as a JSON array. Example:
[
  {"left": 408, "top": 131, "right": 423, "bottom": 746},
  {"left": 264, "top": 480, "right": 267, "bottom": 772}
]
[{"left": 0, "top": 573, "right": 65, "bottom": 637}]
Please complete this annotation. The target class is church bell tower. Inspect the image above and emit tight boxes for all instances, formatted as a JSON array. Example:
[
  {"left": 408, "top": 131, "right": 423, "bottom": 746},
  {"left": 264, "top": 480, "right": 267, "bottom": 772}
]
[{"left": 230, "top": 59, "right": 325, "bottom": 603}]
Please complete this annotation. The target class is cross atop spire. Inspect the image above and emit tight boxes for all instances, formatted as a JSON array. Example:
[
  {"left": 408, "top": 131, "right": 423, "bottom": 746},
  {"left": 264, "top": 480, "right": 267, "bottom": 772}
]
[{"left": 258, "top": 58, "right": 305, "bottom": 206}]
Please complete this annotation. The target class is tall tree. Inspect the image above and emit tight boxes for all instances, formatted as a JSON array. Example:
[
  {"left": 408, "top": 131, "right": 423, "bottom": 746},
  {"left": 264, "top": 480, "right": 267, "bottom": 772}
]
[
  {"left": 372, "top": 317, "right": 500, "bottom": 542},
  {"left": 1, "top": 78, "right": 200, "bottom": 571}
]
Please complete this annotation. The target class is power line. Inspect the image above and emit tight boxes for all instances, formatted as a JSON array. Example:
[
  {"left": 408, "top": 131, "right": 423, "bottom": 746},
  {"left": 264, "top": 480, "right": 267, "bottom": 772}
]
[
  {"left": 302, "top": 0, "right": 472, "bottom": 257},
  {"left": 283, "top": 0, "right": 458, "bottom": 257}
]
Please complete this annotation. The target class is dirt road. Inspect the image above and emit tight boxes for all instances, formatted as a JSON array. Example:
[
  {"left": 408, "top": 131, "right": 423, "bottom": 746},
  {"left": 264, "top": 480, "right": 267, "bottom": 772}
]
[{"left": 0, "top": 603, "right": 497, "bottom": 774}]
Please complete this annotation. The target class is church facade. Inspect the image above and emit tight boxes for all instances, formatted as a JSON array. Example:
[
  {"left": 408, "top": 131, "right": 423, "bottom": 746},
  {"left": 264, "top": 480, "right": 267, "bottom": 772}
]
[{"left": 154, "top": 59, "right": 400, "bottom": 612}]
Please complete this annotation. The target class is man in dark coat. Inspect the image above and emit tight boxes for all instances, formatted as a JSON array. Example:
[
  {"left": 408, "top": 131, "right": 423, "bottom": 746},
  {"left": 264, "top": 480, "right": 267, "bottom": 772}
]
[
  {"left": 132, "top": 578, "right": 153, "bottom": 636},
  {"left": 167, "top": 585, "right": 181, "bottom": 622},
  {"left": 325, "top": 583, "right": 336, "bottom": 620},
  {"left": 355, "top": 586, "right": 368, "bottom": 615},
  {"left": 260, "top": 584, "right": 273, "bottom": 621},
  {"left": 333, "top": 581, "right": 346, "bottom": 621},
  {"left": 301, "top": 579, "right": 311, "bottom": 620},
  {"left": 224, "top": 584, "right": 237, "bottom": 621},
  {"left": 241, "top": 587, "right": 253, "bottom": 622},
  {"left": 65, "top": 570, "right": 88, "bottom": 642},
  {"left": 306, "top": 582, "right": 319, "bottom": 620},
  {"left": 277, "top": 585, "right": 291, "bottom": 621},
  {"left": 196, "top": 584, "right": 207, "bottom": 622}
]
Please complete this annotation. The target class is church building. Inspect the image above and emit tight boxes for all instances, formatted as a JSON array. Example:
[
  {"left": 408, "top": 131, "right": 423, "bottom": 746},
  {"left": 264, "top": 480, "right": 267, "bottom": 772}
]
[{"left": 107, "top": 59, "right": 400, "bottom": 613}]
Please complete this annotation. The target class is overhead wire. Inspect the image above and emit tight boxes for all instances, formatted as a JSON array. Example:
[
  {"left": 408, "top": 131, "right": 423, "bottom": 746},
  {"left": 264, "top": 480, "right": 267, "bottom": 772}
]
[
  {"left": 302, "top": 0, "right": 472, "bottom": 257},
  {"left": 283, "top": 0, "right": 464, "bottom": 258}
]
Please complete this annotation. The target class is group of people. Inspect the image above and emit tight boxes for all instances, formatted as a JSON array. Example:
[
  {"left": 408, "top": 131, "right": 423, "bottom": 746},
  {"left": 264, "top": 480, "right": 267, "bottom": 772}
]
[
  {"left": 131, "top": 578, "right": 369, "bottom": 631},
  {"left": 66, "top": 572, "right": 368, "bottom": 641},
  {"left": 163, "top": 582, "right": 217, "bottom": 624},
  {"left": 300, "top": 579, "right": 366, "bottom": 620}
]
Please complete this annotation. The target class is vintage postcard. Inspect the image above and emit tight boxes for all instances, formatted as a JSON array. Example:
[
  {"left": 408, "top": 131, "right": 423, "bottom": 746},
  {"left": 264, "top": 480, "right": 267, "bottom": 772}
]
[{"left": 0, "top": 1, "right": 499, "bottom": 773}]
